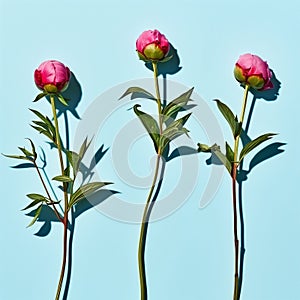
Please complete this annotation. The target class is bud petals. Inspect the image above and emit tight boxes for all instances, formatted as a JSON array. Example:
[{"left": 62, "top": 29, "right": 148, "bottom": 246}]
[
  {"left": 136, "top": 29, "right": 170, "bottom": 62},
  {"left": 34, "top": 60, "right": 71, "bottom": 93},
  {"left": 234, "top": 53, "right": 273, "bottom": 90}
]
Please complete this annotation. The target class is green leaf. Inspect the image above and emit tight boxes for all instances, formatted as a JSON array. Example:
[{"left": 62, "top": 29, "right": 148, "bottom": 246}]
[
  {"left": 160, "top": 55, "right": 173, "bottom": 63},
  {"left": 27, "top": 204, "right": 42, "bottom": 227},
  {"left": 18, "top": 147, "right": 33, "bottom": 157},
  {"left": 52, "top": 175, "right": 73, "bottom": 182},
  {"left": 26, "top": 193, "right": 47, "bottom": 201},
  {"left": 2, "top": 154, "right": 28, "bottom": 160},
  {"left": 162, "top": 88, "right": 194, "bottom": 122},
  {"left": 210, "top": 144, "right": 232, "bottom": 174},
  {"left": 239, "top": 133, "right": 277, "bottom": 162},
  {"left": 67, "top": 150, "right": 80, "bottom": 175},
  {"left": 33, "top": 92, "right": 47, "bottom": 102},
  {"left": 225, "top": 142, "right": 234, "bottom": 163},
  {"left": 30, "top": 109, "right": 48, "bottom": 123},
  {"left": 57, "top": 94, "right": 69, "bottom": 106},
  {"left": 26, "top": 138, "right": 37, "bottom": 160},
  {"left": 68, "top": 182, "right": 112, "bottom": 209},
  {"left": 234, "top": 121, "right": 243, "bottom": 138},
  {"left": 79, "top": 137, "right": 92, "bottom": 160},
  {"left": 31, "top": 125, "right": 54, "bottom": 141},
  {"left": 215, "top": 100, "right": 237, "bottom": 137},
  {"left": 197, "top": 143, "right": 212, "bottom": 153},
  {"left": 133, "top": 104, "right": 160, "bottom": 152},
  {"left": 119, "top": 87, "right": 155, "bottom": 100},
  {"left": 22, "top": 199, "right": 44, "bottom": 211},
  {"left": 159, "top": 113, "right": 191, "bottom": 151},
  {"left": 30, "top": 109, "right": 56, "bottom": 138}
]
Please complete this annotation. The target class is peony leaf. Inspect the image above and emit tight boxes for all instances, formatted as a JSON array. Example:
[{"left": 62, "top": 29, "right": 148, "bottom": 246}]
[
  {"left": 162, "top": 88, "right": 194, "bottom": 122},
  {"left": 239, "top": 133, "right": 277, "bottom": 162},
  {"left": 57, "top": 94, "right": 69, "bottom": 106},
  {"left": 225, "top": 142, "right": 234, "bottom": 163},
  {"left": 68, "top": 182, "right": 112, "bottom": 210},
  {"left": 26, "top": 205, "right": 42, "bottom": 227},
  {"left": 119, "top": 87, "right": 155, "bottom": 100},
  {"left": 52, "top": 175, "right": 73, "bottom": 182},
  {"left": 159, "top": 113, "right": 191, "bottom": 152},
  {"left": 210, "top": 144, "right": 232, "bottom": 174},
  {"left": 2, "top": 154, "right": 29, "bottom": 160},
  {"left": 26, "top": 193, "right": 47, "bottom": 201},
  {"left": 18, "top": 147, "right": 33, "bottom": 158},
  {"left": 33, "top": 92, "right": 47, "bottom": 102},
  {"left": 26, "top": 138, "right": 37, "bottom": 160},
  {"left": 22, "top": 199, "right": 44, "bottom": 211},
  {"left": 67, "top": 150, "right": 80, "bottom": 175},
  {"left": 215, "top": 100, "right": 238, "bottom": 137},
  {"left": 133, "top": 104, "right": 160, "bottom": 152},
  {"left": 31, "top": 126, "right": 54, "bottom": 141}
]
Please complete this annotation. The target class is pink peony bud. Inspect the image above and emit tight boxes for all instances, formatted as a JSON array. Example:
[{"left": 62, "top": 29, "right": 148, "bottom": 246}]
[
  {"left": 234, "top": 53, "right": 273, "bottom": 90},
  {"left": 136, "top": 29, "right": 170, "bottom": 62},
  {"left": 34, "top": 60, "right": 71, "bottom": 93}
]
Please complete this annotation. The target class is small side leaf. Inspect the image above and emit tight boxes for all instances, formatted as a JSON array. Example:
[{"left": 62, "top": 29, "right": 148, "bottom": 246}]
[
  {"left": 210, "top": 144, "right": 232, "bottom": 174},
  {"left": 27, "top": 205, "right": 42, "bottom": 227},
  {"left": 67, "top": 150, "right": 80, "bottom": 175},
  {"left": 33, "top": 92, "right": 47, "bottom": 102},
  {"left": 68, "top": 182, "right": 112, "bottom": 209},
  {"left": 18, "top": 147, "right": 33, "bottom": 157},
  {"left": 57, "top": 94, "right": 69, "bottom": 106},
  {"left": 119, "top": 87, "right": 155, "bottom": 100},
  {"left": 225, "top": 142, "right": 234, "bottom": 163},
  {"left": 214, "top": 100, "right": 236, "bottom": 136},
  {"left": 2, "top": 154, "right": 28, "bottom": 160},
  {"left": 133, "top": 104, "right": 160, "bottom": 152},
  {"left": 26, "top": 138, "right": 37, "bottom": 160},
  {"left": 162, "top": 88, "right": 194, "bottom": 122},
  {"left": 239, "top": 133, "right": 277, "bottom": 162},
  {"left": 52, "top": 175, "right": 73, "bottom": 182},
  {"left": 26, "top": 193, "right": 47, "bottom": 201},
  {"left": 22, "top": 199, "right": 44, "bottom": 211}
]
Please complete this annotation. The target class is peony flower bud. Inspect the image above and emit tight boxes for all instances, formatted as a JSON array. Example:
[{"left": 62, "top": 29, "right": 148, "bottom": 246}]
[
  {"left": 34, "top": 60, "right": 71, "bottom": 93},
  {"left": 234, "top": 53, "right": 273, "bottom": 90},
  {"left": 136, "top": 29, "right": 170, "bottom": 62}
]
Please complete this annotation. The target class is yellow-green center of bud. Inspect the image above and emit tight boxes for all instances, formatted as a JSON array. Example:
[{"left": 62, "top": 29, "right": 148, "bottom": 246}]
[
  {"left": 44, "top": 84, "right": 58, "bottom": 93},
  {"left": 234, "top": 66, "right": 246, "bottom": 83},
  {"left": 247, "top": 75, "right": 265, "bottom": 90},
  {"left": 143, "top": 43, "right": 165, "bottom": 60}
]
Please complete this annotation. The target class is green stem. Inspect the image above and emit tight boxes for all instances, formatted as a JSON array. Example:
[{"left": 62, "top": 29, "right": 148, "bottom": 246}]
[
  {"left": 232, "top": 84, "right": 250, "bottom": 300},
  {"left": 152, "top": 62, "right": 163, "bottom": 136},
  {"left": 137, "top": 61, "right": 163, "bottom": 300},
  {"left": 50, "top": 95, "right": 69, "bottom": 300},
  {"left": 33, "top": 160, "right": 63, "bottom": 223},
  {"left": 137, "top": 154, "right": 161, "bottom": 300}
]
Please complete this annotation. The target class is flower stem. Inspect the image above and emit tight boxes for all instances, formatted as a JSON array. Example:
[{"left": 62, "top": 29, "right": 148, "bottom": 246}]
[
  {"left": 137, "top": 61, "right": 163, "bottom": 300},
  {"left": 152, "top": 62, "right": 163, "bottom": 135},
  {"left": 33, "top": 160, "right": 63, "bottom": 223},
  {"left": 232, "top": 84, "right": 250, "bottom": 300},
  {"left": 137, "top": 153, "right": 161, "bottom": 300},
  {"left": 50, "top": 95, "right": 69, "bottom": 300}
]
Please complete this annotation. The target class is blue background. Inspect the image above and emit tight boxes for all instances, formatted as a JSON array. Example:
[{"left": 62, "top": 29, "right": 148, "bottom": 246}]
[{"left": 1, "top": 0, "right": 299, "bottom": 299}]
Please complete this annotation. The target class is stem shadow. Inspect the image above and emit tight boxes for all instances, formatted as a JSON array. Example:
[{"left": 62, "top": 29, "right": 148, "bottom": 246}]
[{"left": 236, "top": 69, "right": 283, "bottom": 299}]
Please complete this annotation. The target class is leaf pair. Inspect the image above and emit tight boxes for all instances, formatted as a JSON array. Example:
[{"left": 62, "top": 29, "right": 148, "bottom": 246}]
[
  {"left": 120, "top": 86, "right": 193, "bottom": 154},
  {"left": 30, "top": 109, "right": 57, "bottom": 142},
  {"left": 3, "top": 138, "right": 37, "bottom": 162},
  {"left": 34, "top": 92, "right": 69, "bottom": 106},
  {"left": 210, "top": 99, "right": 277, "bottom": 175}
]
